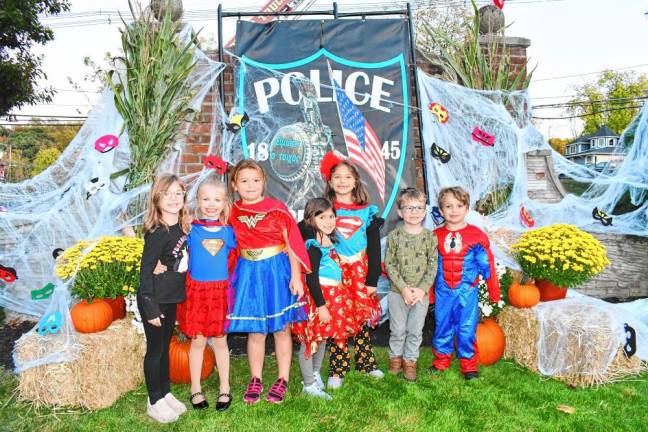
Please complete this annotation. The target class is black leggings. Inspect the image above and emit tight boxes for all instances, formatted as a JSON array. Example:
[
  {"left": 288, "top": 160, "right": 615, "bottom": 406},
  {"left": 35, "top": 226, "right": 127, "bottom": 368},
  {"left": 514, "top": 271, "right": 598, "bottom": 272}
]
[
  {"left": 138, "top": 301, "right": 177, "bottom": 404},
  {"left": 329, "top": 325, "right": 378, "bottom": 378}
]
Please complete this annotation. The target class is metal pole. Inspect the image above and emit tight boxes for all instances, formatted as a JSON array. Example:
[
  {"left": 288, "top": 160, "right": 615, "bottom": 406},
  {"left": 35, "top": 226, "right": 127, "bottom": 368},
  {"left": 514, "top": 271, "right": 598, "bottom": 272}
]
[
  {"left": 406, "top": 2, "right": 429, "bottom": 199},
  {"left": 217, "top": 4, "right": 225, "bottom": 107}
]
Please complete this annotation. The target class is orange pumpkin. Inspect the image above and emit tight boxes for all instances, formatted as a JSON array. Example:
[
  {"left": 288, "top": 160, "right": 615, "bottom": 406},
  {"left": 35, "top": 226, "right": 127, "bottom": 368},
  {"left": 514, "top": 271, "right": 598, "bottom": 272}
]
[
  {"left": 508, "top": 282, "right": 540, "bottom": 308},
  {"left": 71, "top": 299, "right": 113, "bottom": 333},
  {"left": 476, "top": 319, "right": 506, "bottom": 366},
  {"left": 103, "top": 296, "right": 126, "bottom": 320},
  {"left": 536, "top": 279, "right": 567, "bottom": 301},
  {"left": 169, "top": 336, "right": 216, "bottom": 384}
]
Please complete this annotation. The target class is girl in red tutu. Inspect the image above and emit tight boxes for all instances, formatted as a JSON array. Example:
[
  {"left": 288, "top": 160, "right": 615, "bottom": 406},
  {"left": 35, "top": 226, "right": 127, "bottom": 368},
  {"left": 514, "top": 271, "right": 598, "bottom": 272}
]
[
  {"left": 176, "top": 174, "right": 236, "bottom": 411},
  {"left": 321, "top": 153, "right": 385, "bottom": 389},
  {"left": 292, "top": 198, "right": 354, "bottom": 400}
]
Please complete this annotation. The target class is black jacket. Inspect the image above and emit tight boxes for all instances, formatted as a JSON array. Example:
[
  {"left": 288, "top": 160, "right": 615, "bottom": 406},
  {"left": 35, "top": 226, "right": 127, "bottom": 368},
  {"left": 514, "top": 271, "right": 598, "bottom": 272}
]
[{"left": 137, "top": 223, "right": 187, "bottom": 320}]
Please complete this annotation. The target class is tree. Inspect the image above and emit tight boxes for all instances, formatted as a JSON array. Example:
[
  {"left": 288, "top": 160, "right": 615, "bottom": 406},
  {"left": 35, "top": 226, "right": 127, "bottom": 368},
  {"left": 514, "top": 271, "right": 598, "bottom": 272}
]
[
  {"left": 30, "top": 146, "right": 60, "bottom": 176},
  {"left": 568, "top": 70, "right": 648, "bottom": 135},
  {"left": 548, "top": 137, "right": 571, "bottom": 155},
  {"left": 0, "top": 0, "right": 70, "bottom": 116}
]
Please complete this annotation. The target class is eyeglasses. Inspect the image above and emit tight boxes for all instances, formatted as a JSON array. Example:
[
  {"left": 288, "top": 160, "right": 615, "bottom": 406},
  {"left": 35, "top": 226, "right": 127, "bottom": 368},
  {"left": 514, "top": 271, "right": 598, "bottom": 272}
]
[
  {"left": 160, "top": 190, "right": 185, "bottom": 199},
  {"left": 401, "top": 205, "right": 426, "bottom": 213}
]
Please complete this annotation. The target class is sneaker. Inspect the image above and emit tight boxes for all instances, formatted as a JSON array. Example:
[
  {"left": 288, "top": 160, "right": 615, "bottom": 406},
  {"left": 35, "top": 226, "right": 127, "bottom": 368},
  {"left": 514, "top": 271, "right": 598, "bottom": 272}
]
[
  {"left": 327, "top": 376, "right": 344, "bottom": 389},
  {"left": 302, "top": 382, "right": 332, "bottom": 400},
  {"left": 313, "top": 371, "right": 325, "bottom": 389},
  {"left": 403, "top": 360, "right": 417, "bottom": 382},
  {"left": 266, "top": 378, "right": 288, "bottom": 404},
  {"left": 163, "top": 393, "right": 187, "bottom": 415},
  {"left": 367, "top": 369, "right": 385, "bottom": 379},
  {"left": 464, "top": 372, "right": 479, "bottom": 381},
  {"left": 389, "top": 356, "right": 403, "bottom": 374},
  {"left": 243, "top": 377, "right": 263, "bottom": 404},
  {"left": 147, "top": 398, "right": 179, "bottom": 424}
]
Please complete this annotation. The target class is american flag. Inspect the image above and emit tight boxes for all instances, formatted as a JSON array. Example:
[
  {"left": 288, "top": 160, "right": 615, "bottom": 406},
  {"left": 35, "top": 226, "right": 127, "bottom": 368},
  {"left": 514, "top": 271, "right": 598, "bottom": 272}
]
[{"left": 330, "top": 71, "right": 386, "bottom": 202}]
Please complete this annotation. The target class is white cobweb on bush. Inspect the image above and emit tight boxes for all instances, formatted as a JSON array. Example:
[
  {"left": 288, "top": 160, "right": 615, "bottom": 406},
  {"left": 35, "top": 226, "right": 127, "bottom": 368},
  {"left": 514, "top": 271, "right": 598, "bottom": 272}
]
[{"left": 1, "top": 26, "right": 224, "bottom": 371}]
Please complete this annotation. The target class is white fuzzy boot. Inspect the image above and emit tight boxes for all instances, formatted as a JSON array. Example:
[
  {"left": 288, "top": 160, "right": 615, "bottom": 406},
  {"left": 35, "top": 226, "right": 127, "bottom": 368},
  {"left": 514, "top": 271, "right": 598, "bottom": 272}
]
[{"left": 147, "top": 397, "right": 179, "bottom": 423}]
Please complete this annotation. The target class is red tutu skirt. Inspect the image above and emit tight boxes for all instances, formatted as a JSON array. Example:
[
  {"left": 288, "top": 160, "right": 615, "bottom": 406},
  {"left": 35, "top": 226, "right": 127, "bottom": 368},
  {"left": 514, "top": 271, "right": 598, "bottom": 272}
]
[
  {"left": 291, "top": 282, "right": 355, "bottom": 358},
  {"left": 341, "top": 254, "right": 381, "bottom": 331},
  {"left": 177, "top": 275, "right": 228, "bottom": 338}
]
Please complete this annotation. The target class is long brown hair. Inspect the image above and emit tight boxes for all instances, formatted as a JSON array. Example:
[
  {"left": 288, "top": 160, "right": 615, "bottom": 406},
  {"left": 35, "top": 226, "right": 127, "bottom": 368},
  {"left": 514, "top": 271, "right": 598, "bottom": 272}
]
[
  {"left": 143, "top": 174, "right": 191, "bottom": 234},
  {"left": 303, "top": 197, "right": 337, "bottom": 244},
  {"left": 324, "top": 161, "right": 369, "bottom": 205},
  {"left": 229, "top": 159, "right": 266, "bottom": 199},
  {"left": 195, "top": 174, "right": 231, "bottom": 224}
]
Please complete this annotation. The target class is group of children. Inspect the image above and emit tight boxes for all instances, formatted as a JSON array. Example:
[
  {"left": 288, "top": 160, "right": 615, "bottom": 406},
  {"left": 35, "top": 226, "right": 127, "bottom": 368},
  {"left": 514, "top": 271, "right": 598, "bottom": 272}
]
[{"left": 137, "top": 154, "right": 499, "bottom": 423}]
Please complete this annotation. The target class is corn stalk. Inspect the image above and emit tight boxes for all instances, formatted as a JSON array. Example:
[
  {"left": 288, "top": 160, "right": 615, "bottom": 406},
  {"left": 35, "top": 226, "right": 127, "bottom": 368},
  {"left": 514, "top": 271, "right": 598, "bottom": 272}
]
[{"left": 107, "top": 0, "right": 198, "bottom": 191}]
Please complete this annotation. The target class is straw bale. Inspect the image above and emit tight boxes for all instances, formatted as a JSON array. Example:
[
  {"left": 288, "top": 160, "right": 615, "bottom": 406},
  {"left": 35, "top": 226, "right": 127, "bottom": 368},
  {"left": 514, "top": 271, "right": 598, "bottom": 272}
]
[
  {"left": 15, "top": 320, "right": 145, "bottom": 409},
  {"left": 498, "top": 306, "right": 647, "bottom": 387}
]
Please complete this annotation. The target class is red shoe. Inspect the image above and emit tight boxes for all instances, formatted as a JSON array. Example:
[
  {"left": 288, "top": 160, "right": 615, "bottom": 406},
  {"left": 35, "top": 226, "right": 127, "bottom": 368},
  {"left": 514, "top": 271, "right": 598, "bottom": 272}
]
[
  {"left": 265, "top": 378, "right": 288, "bottom": 404},
  {"left": 243, "top": 377, "right": 263, "bottom": 404}
]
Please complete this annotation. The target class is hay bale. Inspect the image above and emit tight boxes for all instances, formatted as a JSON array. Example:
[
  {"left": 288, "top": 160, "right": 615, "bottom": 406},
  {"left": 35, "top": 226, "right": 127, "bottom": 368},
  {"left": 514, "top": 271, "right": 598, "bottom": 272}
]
[
  {"left": 15, "top": 320, "right": 145, "bottom": 409},
  {"left": 498, "top": 306, "right": 647, "bottom": 387}
]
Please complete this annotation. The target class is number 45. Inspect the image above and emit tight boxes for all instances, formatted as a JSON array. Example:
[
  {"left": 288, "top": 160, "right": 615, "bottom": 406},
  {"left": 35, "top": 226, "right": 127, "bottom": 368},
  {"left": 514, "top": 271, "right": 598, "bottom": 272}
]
[{"left": 381, "top": 141, "right": 401, "bottom": 159}]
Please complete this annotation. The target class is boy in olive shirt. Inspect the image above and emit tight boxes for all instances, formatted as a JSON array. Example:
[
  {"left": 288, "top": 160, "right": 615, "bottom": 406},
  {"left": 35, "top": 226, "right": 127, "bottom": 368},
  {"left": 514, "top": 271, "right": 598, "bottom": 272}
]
[{"left": 385, "top": 188, "right": 438, "bottom": 381}]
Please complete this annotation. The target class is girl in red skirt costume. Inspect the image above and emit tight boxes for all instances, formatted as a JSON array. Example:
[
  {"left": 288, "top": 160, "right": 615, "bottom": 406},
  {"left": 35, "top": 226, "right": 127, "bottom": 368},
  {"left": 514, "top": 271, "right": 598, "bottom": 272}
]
[
  {"left": 177, "top": 174, "right": 236, "bottom": 411},
  {"left": 292, "top": 198, "right": 354, "bottom": 400}
]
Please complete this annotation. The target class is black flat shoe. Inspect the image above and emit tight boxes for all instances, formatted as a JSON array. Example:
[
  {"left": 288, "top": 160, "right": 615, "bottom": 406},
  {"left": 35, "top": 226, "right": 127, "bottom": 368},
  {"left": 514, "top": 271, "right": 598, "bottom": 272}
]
[
  {"left": 190, "top": 392, "right": 209, "bottom": 410},
  {"left": 464, "top": 372, "right": 479, "bottom": 381},
  {"left": 215, "top": 393, "right": 233, "bottom": 411}
]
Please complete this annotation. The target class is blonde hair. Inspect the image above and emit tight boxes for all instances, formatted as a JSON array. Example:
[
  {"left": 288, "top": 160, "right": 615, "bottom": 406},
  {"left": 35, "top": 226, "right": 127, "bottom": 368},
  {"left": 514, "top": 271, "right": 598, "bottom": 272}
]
[
  {"left": 324, "top": 161, "right": 369, "bottom": 205},
  {"left": 438, "top": 186, "right": 470, "bottom": 208},
  {"left": 229, "top": 159, "right": 266, "bottom": 198},
  {"left": 397, "top": 187, "right": 427, "bottom": 209},
  {"left": 195, "top": 174, "right": 231, "bottom": 223},
  {"left": 143, "top": 174, "right": 191, "bottom": 234}
]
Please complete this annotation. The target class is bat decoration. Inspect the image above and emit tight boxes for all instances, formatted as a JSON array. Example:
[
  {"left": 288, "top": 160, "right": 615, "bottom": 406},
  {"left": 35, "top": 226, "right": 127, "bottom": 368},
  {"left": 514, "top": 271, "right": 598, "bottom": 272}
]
[
  {"left": 226, "top": 112, "right": 249, "bottom": 133},
  {"left": 592, "top": 207, "right": 613, "bottom": 226},
  {"left": 31, "top": 282, "right": 55, "bottom": 300},
  {"left": 520, "top": 206, "right": 535, "bottom": 228},
  {"left": 94, "top": 134, "right": 120, "bottom": 153},
  {"left": 203, "top": 155, "right": 228, "bottom": 174},
  {"left": 0, "top": 264, "right": 17, "bottom": 283},
  {"left": 472, "top": 127, "right": 496, "bottom": 147},
  {"left": 431, "top": 143, "right": 451, "bottom": 163},
  {"left": 431, "top": 206, "right": 445, "bottom": 226},
  {"left": 428, "top": 102, "right": 449, "bottom": 124}
]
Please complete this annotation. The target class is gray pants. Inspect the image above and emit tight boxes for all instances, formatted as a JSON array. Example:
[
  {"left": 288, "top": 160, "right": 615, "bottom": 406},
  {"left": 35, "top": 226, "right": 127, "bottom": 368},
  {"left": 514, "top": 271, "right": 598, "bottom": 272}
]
[
  {"left": 388, "top": 291, "right": 429, "bottom": 361},
  {"left": 298, "top": 343, "right": 326, "bottom": 386}
]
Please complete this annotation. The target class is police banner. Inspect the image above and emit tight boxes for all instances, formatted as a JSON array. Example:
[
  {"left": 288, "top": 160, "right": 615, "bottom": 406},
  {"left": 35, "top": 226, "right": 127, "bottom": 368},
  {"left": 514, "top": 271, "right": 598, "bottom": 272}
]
[{"left": 230, "top": 19, "right": 416, "bottom": 229}]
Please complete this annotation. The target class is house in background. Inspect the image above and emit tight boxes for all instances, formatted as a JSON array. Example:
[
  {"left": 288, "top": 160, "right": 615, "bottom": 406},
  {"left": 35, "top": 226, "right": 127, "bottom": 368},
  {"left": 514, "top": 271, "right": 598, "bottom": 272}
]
[{"left": 564, "top": 125, "right": 626, "bottom": 172}]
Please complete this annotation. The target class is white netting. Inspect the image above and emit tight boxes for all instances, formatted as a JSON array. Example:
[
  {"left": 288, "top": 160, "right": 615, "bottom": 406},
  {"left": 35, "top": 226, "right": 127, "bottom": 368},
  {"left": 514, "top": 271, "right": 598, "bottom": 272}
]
[
  {"left": 1, "top": 26, "right": 224, "bottom": 371},
  {"left": 418, "top": 70, "right": 648, "bottom": 269}
]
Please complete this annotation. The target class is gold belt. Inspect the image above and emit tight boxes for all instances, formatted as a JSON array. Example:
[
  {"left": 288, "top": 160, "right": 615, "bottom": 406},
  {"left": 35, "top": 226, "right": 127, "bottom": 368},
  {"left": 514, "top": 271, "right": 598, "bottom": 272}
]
[
  {"left": 338, "top": 250, "right": 366, "bottom": 264},
  {"left": 240, "top": 245, "right": 285, "bottom": 261}
]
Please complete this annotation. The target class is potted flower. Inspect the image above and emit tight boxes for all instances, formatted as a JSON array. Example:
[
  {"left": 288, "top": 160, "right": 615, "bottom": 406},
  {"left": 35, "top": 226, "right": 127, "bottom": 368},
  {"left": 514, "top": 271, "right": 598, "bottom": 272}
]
[
  {"left": 55, "top": 236, "right": 144, "bottom": 328},
  {"left": 510, "top": 224, "right": 609, "bottom": 301}
]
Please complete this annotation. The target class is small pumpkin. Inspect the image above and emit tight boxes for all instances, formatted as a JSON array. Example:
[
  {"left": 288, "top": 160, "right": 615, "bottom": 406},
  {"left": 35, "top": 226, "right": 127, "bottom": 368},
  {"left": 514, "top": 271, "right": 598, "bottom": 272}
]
[
  {"left": 169, "top": 335, "right": 216, "bottom": 384},
  {"left": 476, "top": 319, "right": 506, "bottom": 366},
  {"left": 71, "top": 299, "right": 113, "bottom": 333},
  {"left": 508, "top": 282, "right": 540, "bottom": 308},
  {"left": 103, "top": 296, "right": 126, "bottom": 320},
  {"left": 536, "top": 279, "right": 567, "bottom": 301}
]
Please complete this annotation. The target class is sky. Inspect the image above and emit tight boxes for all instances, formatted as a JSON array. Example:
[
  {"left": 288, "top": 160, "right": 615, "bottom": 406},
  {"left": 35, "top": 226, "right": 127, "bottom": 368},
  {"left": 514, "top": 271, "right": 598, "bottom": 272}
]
[{"left": 11, "top": 0, "right": 648, "bottom": 139}]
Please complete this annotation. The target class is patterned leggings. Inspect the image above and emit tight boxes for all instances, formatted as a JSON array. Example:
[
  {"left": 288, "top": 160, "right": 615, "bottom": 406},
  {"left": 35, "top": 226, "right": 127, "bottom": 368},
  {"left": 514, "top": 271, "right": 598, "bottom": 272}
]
[{"left": 328, "top": 325, "right": 378, "bottom": 378}]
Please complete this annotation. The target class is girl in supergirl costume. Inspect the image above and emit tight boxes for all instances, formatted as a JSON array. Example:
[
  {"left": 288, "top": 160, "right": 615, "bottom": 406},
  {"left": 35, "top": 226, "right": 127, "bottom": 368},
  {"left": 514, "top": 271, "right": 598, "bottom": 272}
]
[
  {"left": 321, "top": 152, "right": 385, "bottom": 389},
  {"left": 175, "top": 175, "right": 236, "bottom": 411},
  {"left": 227, "top": 160, "right": 310, "bottom": 404},
  {"left": 292, "top": 198, "right": 354, "bottom": 400}
]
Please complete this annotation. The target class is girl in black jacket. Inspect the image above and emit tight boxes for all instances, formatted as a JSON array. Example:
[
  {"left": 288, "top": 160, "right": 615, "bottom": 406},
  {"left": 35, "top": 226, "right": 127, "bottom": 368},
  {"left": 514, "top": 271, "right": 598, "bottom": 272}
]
[{"left": 137, "top": 174, "right": 191, "bottom": 424}]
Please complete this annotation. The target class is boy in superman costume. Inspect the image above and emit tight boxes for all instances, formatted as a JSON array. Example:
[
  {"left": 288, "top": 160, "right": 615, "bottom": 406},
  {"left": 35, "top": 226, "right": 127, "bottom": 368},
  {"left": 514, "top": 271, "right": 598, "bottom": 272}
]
[{"left": 430, "top": 187, "right": 500, "bottom": 380}]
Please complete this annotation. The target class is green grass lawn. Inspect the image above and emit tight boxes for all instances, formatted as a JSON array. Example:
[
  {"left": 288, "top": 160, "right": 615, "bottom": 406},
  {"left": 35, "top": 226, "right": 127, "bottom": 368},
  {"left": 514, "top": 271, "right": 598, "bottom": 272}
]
[{"left": 1, "top": 348, "right": 647, "bottom": 432}]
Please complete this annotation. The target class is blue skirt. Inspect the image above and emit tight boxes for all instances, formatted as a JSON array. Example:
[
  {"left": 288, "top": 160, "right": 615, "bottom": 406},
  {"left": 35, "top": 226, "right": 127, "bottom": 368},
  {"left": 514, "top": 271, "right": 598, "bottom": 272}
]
[{"left": 227, "top": 252, "right": 306, "bottom": 334}]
